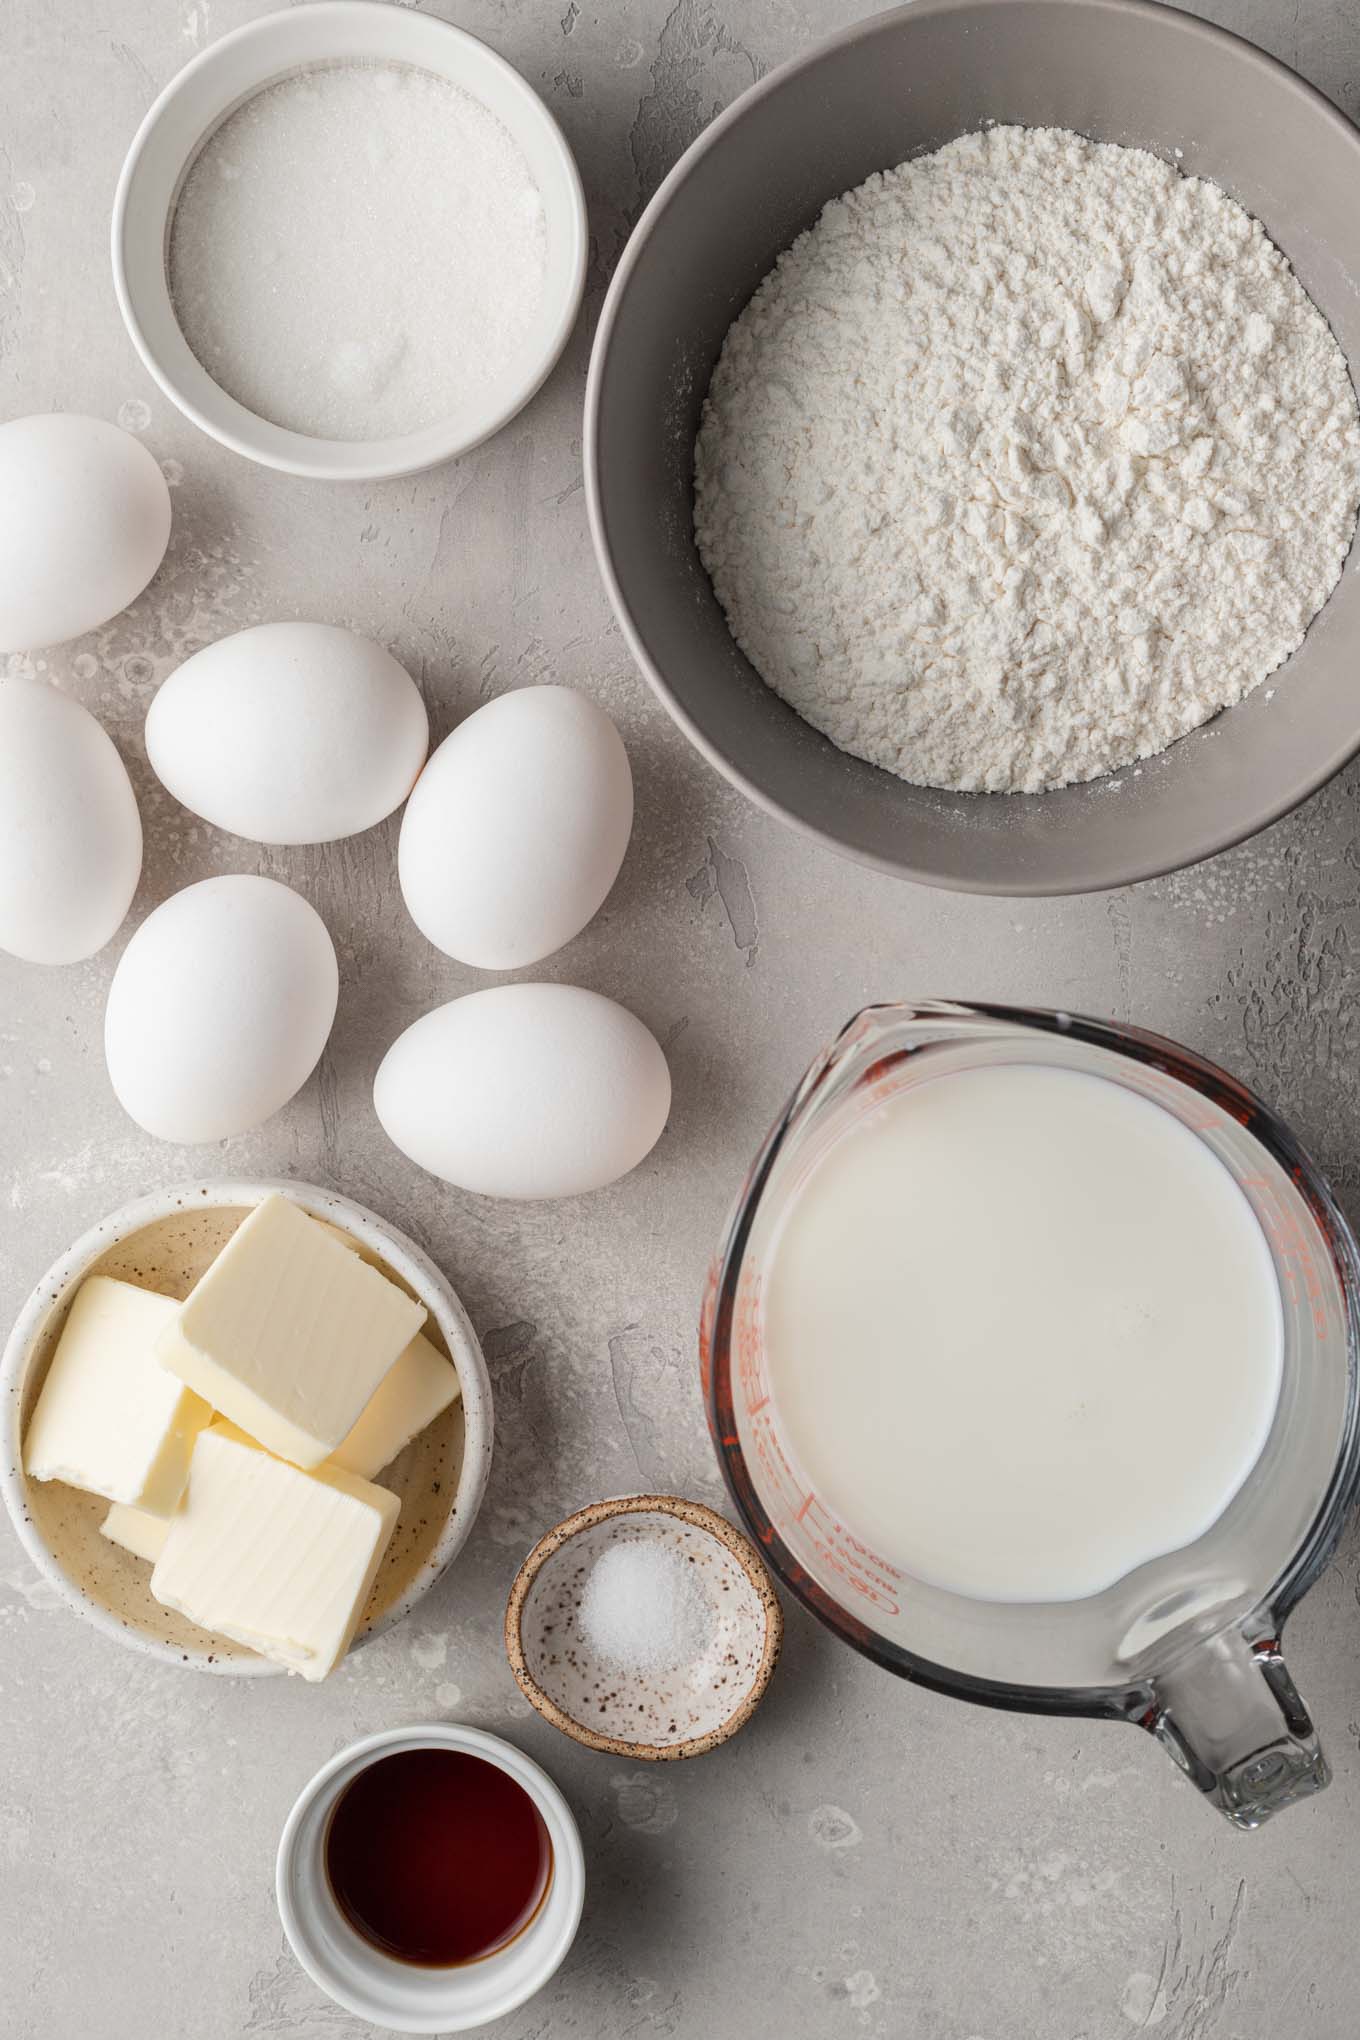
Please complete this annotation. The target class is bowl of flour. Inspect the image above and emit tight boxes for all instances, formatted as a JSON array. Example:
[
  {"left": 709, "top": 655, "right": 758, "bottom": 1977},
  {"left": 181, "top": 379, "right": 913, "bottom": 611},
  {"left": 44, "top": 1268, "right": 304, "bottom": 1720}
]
[{"left": 586, "top": 0, "right": 1360, "bottom": 892}]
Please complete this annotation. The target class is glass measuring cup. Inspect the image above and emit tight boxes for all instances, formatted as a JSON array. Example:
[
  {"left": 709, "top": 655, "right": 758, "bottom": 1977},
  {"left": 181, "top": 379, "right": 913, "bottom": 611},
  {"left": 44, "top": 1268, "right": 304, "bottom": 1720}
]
[{"left": 701, "top": 1002, "right": 1360, "bottom": 1828}]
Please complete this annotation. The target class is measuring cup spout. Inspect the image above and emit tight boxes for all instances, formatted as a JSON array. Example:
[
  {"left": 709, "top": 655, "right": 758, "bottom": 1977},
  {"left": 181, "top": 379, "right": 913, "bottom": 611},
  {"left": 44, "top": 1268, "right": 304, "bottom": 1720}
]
[{"left": 1147, "top": 1628, "right": 1329, "bottom": 1829}]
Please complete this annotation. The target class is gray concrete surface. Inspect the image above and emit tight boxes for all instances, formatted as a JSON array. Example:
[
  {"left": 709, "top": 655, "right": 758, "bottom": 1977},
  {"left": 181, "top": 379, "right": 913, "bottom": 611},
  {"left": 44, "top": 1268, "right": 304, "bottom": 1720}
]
[{"left": 4, "top": 1, "right": 1360, "bottom": 2035}]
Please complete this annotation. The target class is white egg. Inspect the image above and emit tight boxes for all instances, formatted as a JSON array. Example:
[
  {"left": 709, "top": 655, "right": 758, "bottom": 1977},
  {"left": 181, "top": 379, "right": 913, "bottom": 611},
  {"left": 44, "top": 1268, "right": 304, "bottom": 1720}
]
[
  {"left": 0, "top": 415, "right": 171, "bottom": 651},
  {"left": 145, "top": 622, "right": 429, "bottom": 845},
  {"left": 374, "top": 984, "right": 671, "bottom": 1198},
  {"left": 104, "top": 875, "right": 338, "bottom": 1143},
  {"left": 398, "top": 686, "right": 633, "bottom": 969},
  {"left": 0, "top": 675, "right": 142, "bottom": 964}
]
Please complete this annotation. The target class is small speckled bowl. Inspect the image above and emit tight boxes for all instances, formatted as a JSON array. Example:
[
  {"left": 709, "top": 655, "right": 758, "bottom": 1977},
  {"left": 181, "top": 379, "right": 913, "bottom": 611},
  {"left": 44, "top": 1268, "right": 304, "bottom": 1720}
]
[
  {"left": 0, "top": 1179, "right": 493, "bottom": 1675},
  {"left": 504, "top": 1495, "right": 782, "bottom": 1759}
]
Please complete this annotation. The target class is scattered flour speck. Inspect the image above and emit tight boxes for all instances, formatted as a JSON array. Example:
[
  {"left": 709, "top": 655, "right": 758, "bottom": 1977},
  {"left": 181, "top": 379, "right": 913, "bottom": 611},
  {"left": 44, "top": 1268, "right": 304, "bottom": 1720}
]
[
  {"left": 1121, "top": 1970, "right": 1169, "bottom": 2025},
  {"left": 844, "top": 1970, "right": 881, "bottom": 2012},
  {"left": 611, "top": 1771, "right": 679, "bottom": 1834},
  {"left": 809, "top": 1803, "right": 863, "bottom": 1850},
  {"left": 409, "top": 1629, "right": 447, "bottom": 1673}
]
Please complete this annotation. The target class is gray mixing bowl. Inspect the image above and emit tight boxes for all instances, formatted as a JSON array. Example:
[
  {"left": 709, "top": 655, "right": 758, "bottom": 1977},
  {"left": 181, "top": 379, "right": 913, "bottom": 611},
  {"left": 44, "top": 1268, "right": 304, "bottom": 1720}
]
[{"left": 586, "top": 0, "right": 1360, "bottom": 894}]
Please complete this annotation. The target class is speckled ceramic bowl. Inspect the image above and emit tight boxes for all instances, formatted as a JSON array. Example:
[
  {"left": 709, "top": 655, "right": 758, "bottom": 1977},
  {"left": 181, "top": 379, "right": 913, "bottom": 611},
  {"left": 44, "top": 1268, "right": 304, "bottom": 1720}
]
[
  {"left": 0, "top": 1179, "right": 493, "bottom": 1676},
  {"left": 504, "top": 1495, "right": 782, "bottom": 1759}
]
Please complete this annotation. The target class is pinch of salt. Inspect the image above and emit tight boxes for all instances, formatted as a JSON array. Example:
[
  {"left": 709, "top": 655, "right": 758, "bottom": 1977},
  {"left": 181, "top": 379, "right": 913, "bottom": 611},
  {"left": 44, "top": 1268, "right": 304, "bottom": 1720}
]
[{"left": 577, "top": 1538, "right": 710, "bottom": 1673}]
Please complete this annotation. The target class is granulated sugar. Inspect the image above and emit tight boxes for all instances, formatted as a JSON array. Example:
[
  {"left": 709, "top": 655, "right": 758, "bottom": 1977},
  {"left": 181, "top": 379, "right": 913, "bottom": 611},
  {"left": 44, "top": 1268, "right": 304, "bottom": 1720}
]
[
  {"left": 168, "top": 62, "right": 547, "bottom": 442},
  {"left": 577, "top": 1538, "right": 710, "bottom": 1672}
]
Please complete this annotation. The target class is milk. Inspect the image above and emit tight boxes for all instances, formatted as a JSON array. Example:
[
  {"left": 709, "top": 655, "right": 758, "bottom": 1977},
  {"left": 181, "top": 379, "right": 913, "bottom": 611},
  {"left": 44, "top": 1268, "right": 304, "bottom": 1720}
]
[{"left": 763, "top": 1062, "right": 1283, "bottom": 1604}]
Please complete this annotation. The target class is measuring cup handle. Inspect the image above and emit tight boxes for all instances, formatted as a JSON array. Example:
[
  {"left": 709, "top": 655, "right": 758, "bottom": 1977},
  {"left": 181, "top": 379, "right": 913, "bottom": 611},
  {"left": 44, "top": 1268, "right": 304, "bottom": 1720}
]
[{"left": 1147, "top": 1628, "right": 1329, "bottom": 1829}]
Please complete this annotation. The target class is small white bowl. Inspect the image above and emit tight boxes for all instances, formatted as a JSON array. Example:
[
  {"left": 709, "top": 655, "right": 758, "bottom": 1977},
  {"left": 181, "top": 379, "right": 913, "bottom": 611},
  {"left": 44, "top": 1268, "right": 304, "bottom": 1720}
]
[
  {"left": 277, "top": 1723, "right": 585, "bottom": 2032},
  {"left": 0, "top": 1178, "right": 493, "bottom": 1675},
  {"left": 111, "top": 2, "right": 587, "bottom": 480}
]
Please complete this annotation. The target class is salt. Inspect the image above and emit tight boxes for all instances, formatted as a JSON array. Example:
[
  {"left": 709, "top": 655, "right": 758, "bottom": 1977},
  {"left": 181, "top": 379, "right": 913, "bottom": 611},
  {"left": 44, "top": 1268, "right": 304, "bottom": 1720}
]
[
  {"left": 168, "top": 62, "right": 548, "bottom": 442},
  {"left": 577, "top": 1539, "right": 710, "bottom": 1672}
]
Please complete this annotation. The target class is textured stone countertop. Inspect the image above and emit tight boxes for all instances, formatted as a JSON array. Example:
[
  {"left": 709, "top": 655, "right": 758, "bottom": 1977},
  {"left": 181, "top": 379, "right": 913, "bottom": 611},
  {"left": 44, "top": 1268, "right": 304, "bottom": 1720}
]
[{"left": 5, "top": 2, "right": 1360, "bottom": 2035}]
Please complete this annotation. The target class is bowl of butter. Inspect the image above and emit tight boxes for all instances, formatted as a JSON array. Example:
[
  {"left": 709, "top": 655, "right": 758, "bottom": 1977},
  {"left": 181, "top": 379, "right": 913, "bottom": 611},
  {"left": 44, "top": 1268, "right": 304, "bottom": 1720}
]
[{"left": 0, "top": 1180, "right": 492, "bottom": 1677}]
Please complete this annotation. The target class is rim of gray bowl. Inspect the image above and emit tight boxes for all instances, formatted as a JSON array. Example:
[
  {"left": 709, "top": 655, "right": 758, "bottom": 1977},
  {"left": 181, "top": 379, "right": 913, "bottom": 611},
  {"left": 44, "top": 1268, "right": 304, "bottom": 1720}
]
[
  {"left": 0, "top": 1178, "right": 494, "bottom": 1675},
  {"left": 584, "top": 0, "right": 1360, "bottom": 895}
]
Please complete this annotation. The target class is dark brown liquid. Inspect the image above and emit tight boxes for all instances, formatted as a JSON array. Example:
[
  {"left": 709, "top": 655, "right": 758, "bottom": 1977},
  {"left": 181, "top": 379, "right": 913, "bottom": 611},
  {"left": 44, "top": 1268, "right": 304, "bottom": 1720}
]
[{"left": 324, "top": 1749, "right": 553, "bottom": 1967}]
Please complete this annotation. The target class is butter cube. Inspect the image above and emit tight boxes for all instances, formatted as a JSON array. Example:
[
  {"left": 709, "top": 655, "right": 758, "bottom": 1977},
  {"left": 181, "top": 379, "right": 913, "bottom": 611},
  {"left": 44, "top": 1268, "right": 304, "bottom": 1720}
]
[
  {"left": 107, "top": 1338, "right": 456, "bottom": 1538},
  {"left": 330, "top": 1333, "right": 461, "bottom": 1478},
  {"left": 157, "top": 1194, "right": 426, "bottom": 1468},
  {"left": 101, "top": 1501, "right": 173, "bottom": 1563},
  {"left": 151, "top": 1422, "right": 400, "bottom": 1680},
  {"left": 25, "top": 1276, "right": 212, "bottom": 1513}
]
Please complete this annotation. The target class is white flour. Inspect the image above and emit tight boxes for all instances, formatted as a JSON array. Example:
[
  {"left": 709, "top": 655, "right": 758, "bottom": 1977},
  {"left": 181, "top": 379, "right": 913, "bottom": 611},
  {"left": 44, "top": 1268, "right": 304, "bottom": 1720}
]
[{"left": 694, "top": 126, "right": 1360, "bottom": 793}]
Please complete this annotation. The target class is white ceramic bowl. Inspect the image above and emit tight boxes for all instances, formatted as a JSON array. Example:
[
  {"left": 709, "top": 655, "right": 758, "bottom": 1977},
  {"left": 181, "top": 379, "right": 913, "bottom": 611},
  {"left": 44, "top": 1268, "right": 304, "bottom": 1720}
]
[
  {"left": 111, "top": 1, "right": 587, "bottom": 480},
  {"left": 276, "top": 1722, "right": 585, "bottom": 2032},
  {"left": 0, "top": 1178, "right": 493, "bottom": 1675}
]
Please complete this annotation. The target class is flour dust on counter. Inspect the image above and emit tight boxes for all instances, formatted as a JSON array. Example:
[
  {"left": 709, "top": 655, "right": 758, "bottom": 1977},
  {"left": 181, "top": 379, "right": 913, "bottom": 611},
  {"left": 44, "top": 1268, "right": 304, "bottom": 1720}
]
[{"left": 168, "top": 61, "right": 548, "bottom": 440}]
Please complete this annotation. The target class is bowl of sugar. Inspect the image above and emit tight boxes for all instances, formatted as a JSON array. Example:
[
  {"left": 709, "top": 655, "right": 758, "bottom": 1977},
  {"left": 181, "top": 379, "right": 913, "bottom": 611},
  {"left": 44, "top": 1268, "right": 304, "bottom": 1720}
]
[
  {"left": 504, "top": 1495, "right": 783, "bottom": 1760},
  {"left": 112, "top": 2, "right": 587, "bottom": 480}
]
